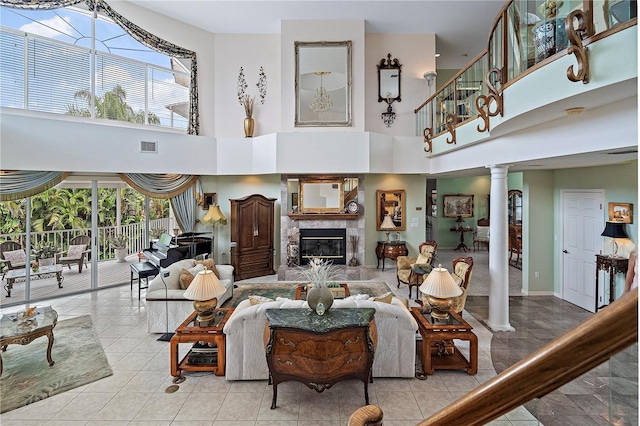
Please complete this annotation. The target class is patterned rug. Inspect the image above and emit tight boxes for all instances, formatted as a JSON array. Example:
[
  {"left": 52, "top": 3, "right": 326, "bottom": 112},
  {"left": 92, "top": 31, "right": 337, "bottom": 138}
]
[
  {"left": 222, "top": 281, "right": 396, "bottom": 308},
  {"left": 0, "top": 315, "right": 113, "bottom": 413}
]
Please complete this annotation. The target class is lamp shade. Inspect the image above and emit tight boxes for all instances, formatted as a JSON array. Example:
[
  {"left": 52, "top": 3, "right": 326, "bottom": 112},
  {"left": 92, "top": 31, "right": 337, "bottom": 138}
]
[
  {"left": 203, "top": 205, "right": 227, "bottom": 226},
  {"left": 380, "top": 215, "right": 396, "bottom": 231},
  {"left": 419, "top": 265, "right": 462, "bottom": 298},
  {"left": 183, "top": 269, "right": 227, "bottom": 301},
  {"left": 601, "top": 222, "right": 628, "bottom": 239}
]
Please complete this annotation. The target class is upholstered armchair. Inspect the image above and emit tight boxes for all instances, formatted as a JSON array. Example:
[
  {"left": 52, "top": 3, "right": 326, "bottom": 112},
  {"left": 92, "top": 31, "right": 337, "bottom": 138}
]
[
  {"left": 56, "top": 235, "right": 91, "bottom": 273},
  {"left": 473, "top": 217, "right": 490, "bottom": 251},
  {"left": 396, "top": 241, "right": 437, "bottom": 299},
  {"left": 0, "top": 240, "right": 35, "bottom": 278},
  {"left": 450, "top": 257, "right": 474, "bottom": 315}
]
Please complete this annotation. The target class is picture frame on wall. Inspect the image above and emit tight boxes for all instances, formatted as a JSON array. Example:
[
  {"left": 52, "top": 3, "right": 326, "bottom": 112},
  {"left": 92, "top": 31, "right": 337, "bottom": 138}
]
[
  {"left": 443, "top": 194, "right": 474, "bottom": 218},
  {"left": 203, "top": 193, "right": 216, "bottom": 210},
  {"left": 608, "top": 202, "right": 633, "bottom": 223}
]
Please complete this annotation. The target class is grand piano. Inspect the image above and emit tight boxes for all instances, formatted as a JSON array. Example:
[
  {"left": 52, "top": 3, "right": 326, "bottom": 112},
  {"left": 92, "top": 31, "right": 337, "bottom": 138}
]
[{"left": 143, "top": 232, "right": 212, "bottom": 269}]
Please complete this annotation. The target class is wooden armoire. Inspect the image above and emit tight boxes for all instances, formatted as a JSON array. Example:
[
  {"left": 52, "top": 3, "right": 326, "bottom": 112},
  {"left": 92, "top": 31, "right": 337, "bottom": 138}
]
[{"left": 229, "top": 194, "right": 276, "bottom": 280}]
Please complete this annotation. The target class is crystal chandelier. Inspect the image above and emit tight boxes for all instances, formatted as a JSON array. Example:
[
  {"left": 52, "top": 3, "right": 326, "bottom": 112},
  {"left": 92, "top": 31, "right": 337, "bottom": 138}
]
[{"left": 310, "top": 71, "right": 333, "bottom": 113}]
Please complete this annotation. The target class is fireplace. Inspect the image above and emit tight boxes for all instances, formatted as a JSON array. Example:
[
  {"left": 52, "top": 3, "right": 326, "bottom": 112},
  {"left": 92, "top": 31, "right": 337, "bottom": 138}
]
[{"left": 299, "top": 228, "right": 346, "bottom": 265}]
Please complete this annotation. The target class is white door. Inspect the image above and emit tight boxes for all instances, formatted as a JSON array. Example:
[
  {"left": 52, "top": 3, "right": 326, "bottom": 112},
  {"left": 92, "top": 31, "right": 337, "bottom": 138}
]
[{"left": 562, "top": 190, "right": 604, "bottom": 312}]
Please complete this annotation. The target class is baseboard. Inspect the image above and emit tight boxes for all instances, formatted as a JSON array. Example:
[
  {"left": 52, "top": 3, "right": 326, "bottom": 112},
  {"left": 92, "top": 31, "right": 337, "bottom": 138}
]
[{"left": 520, "top": 289, "right": 556, "bottom": 296}]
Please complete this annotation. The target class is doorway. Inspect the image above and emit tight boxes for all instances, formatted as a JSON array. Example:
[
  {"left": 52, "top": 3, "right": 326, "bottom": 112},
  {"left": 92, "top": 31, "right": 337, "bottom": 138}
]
[{"left": 561, "top": 190, "right": 605, "bottom": 312}]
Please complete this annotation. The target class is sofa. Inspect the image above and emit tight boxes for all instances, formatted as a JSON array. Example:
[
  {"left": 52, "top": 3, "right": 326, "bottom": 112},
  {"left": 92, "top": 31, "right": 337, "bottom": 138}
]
[
  {"left": 223, "top": 295, "right": 418, "bottom": 380},
  {"left": 145, "top": 259, "right": 234, "bottom": 333}
]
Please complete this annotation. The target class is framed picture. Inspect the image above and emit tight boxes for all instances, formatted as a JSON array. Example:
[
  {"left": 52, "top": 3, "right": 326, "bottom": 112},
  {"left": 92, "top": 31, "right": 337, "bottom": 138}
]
[
  {"left": 443, "top": 194, "right": 474, "bottom": 218},
  {"left": 608, "top": 202, "right": 633, "bottom": 223},
  {"left": 203, "top": 193, "right": 216, "bottom": 210}
]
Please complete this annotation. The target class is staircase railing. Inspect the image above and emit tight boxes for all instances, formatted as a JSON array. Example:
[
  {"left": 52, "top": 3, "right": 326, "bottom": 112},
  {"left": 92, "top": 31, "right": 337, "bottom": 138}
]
[{"left": 348, "top": 287, "right": 638, "bottom": 425}]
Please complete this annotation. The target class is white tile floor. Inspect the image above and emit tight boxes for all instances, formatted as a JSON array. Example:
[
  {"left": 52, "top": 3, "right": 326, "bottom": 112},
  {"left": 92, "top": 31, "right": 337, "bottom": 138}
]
[{"left": 0, "top": 259, "right": 540, "bottom": 426}]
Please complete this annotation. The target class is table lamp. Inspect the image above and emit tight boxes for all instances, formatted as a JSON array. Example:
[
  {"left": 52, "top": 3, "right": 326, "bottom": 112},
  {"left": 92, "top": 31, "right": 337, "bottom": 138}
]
[
  {"left": 380, "top": 215, "right": 396, "bottom": 243},
  {"left": 601, "top": 222, "right": 628, "bottom": 257},
  {"left": 419, "top": 264, "right": 462, "bottom": 321},
  {"left": 183, "top": 269, "right": 227, "bottom": 325}
]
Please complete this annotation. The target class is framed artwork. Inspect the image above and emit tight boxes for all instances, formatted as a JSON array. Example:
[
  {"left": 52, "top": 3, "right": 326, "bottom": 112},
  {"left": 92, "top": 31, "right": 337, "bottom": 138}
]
[
  {"left": 608, "top": 202, "right": 633, "bottom": 223},
  {"left": 376, "top": 189, "right": 406, "bottom": 230},
  {"left": 203, "top": 193, "right": 216, "bottom": 210},
  {"left": 443, "top": 194, "right": 474, "bottom": 218}
]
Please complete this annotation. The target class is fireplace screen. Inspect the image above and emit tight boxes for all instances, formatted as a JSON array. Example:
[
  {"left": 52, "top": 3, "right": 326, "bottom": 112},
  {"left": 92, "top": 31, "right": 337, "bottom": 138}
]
[{"left": 299, "top": 228, "right": 346, "bottom": 265}]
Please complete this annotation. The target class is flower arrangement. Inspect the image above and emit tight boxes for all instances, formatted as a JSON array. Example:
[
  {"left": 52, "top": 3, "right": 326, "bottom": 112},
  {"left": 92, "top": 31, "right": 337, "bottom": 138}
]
[
  {"left": 296, "top": 257, "right": 341, "bottom": 289},
  {"left": 33, "top": 241, "right": 60, "bottom": 259},
  {"left": 237, "top": 66, "right": 267, "bottom": 118},
  {"left": 108, "top": 234, "right": 128, "bottom": 249}
]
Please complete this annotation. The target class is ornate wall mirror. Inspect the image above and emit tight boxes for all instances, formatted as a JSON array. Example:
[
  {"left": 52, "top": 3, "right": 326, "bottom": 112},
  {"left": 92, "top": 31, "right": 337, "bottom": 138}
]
[
  {"left": 300, "top": 179, "right": 345, "bottom": 213},
  {"left": 376, "top": 189, "right": 406, "bottom": 231},
  {"left": 377, "top": 53, "right": 401, "bottom": 127},
  {"left": 295, "top": 40, "right": 352, "bottom": 127}
]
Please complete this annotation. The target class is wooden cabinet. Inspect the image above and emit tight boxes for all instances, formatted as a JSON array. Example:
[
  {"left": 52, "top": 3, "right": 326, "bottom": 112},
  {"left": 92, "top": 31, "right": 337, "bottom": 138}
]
[
  {"left": 230, "top": 194, "right": 276, "bottom": 281},
  {"left": 375, "top": 241, "right": 408, "bottom": 270},
  {"left": 508, "top": 190, "right": 522, "bottom": 226},
  {"left": 264, "top": 308, "right": 376, "bottom": 409}
]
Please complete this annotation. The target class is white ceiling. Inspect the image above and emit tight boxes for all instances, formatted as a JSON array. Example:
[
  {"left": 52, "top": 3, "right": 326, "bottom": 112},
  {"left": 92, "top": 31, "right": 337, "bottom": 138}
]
[{"left": 123, "top": 0, "right": 505, "bottom": 69}]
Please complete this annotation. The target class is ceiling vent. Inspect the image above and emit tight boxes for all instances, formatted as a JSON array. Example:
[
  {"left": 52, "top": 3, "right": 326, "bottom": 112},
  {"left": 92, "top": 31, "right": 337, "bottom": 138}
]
[{"left": 140, "top": 141, "right": 157, "bottom": 153}]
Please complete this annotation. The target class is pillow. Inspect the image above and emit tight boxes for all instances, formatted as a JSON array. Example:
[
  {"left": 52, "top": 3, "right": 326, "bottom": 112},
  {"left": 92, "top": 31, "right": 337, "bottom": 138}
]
[
  {"left": 4, "top": 249, "right": 26, "bottom": 266},
  {"left": 249, "top": 295, "right": 274, "bottom": 305},
  {"left": 373, "top": 292, "right": 393, "bottom": 304},
  {"left": 416, "top": 251, "right": 432, "bottom": 265},
  {"left": 67, "top": 244, "right": 87, "bottom": 259},
  {"left": 344, "top": 294, "right": 370, "bottom": 301},
  {"left": 178, "top": 264, "right": 206, "bottom": 289},
  {"left": 195, "top": 258, "right": 219, "bottom": 278}
]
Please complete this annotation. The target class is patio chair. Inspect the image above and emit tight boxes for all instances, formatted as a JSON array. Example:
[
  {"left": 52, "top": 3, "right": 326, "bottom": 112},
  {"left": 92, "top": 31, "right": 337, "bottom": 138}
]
[
  {"left": 0, "top": 240, "right": 33, "bottom": 278},
  {"left": 56, "top": 235, "right": 91, "bottom": 273}
]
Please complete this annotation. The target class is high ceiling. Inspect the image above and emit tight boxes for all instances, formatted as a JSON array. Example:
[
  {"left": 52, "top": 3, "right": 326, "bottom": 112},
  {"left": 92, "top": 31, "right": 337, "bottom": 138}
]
[{"left": 123, "top": 0, "right": 505, "bottom": 69}]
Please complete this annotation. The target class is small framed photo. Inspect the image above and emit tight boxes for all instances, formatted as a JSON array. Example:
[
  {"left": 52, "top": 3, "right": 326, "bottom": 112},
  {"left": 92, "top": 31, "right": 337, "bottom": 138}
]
[
  {"left": 203, "top": 193, "right": 216, "bottom": 210},
  {"left": 443, "top": 194, "right": 474, "bottom": 218},
  {"left": 608, "top": 202, "right": 633, "bottom": 223}
]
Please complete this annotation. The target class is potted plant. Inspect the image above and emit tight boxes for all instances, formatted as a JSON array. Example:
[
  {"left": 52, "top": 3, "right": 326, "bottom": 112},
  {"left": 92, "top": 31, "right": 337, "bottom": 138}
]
[
  {"left": 33, "top": 241, "right": 60, "bottom": 266},
  {"left": 108, "top": 234, "right": 128, "bottom": 263}
]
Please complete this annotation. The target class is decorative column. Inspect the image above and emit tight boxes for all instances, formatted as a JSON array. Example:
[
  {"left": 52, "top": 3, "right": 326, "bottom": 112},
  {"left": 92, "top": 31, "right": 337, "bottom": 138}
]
[{"left": 486, "top": 165, "right": 514, "bottom": 331}]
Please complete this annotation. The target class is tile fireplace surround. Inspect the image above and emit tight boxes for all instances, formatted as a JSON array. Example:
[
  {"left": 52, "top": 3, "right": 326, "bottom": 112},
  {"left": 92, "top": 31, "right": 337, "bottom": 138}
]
[{"left": 279, "top": 175, "right": 367, "bottom": 281}]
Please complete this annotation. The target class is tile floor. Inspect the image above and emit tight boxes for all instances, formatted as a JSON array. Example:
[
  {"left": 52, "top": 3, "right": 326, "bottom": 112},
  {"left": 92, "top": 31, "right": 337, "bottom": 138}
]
[{"left": 0, "top": 249, "right": 609, "bottom": 425}]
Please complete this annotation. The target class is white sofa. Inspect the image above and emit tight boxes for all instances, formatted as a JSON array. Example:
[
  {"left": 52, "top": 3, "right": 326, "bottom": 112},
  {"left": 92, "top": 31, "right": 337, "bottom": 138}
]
[
  {"left": 145, "top": 259, "right": 234, "bottom": 333},
  {"left": 223, "top": 296, "right": 418, "bottom": 380}
]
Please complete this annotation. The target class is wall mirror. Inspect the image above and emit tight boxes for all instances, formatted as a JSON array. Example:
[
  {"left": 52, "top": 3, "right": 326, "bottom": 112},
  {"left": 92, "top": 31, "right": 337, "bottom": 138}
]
[
  {"left": 377, "top": 53, "right": 402, "bottom": 103},
  {"left": 295, "top": 40, "right": 352, "bottom": 127},
  {"left": 376, "top": 189, "right": 406, "bottom": 231},
  {"left": 300, "top": 179, "right": 345, "bottom": 213}
]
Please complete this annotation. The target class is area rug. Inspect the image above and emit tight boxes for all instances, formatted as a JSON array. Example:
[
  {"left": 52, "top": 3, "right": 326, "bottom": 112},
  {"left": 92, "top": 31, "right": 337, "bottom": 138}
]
[
  {"left": 0, "top": 315, "right": 112, "bottom": 413},
  {"left": 222, "top": 281, "right": 396, "bottom": 308}
]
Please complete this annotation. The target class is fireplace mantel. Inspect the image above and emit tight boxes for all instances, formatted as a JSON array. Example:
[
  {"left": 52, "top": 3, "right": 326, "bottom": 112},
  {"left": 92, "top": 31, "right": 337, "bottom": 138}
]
[{"left": 288, "top": 213, "right": 359, "bottom": 220}]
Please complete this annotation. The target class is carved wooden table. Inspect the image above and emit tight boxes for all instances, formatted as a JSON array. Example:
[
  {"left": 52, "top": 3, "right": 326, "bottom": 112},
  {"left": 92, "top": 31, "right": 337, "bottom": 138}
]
[
  {"left": 595, "top": 254, "right": 629, "bottom": 312},
  {"left": 375, "top": 241, "right": 408, "bottom": 270},
  {"left": 450, "top": 227, "right": 474, "bottom": 252},
  {"left": 264, "top": 308, "right": 376, "bottom": 409},
  {"left": 411, "top": 307, "right": 477, "bottom": 375},
  {"left": 0, "top": 306, "right": 58, "bottom": 376}
]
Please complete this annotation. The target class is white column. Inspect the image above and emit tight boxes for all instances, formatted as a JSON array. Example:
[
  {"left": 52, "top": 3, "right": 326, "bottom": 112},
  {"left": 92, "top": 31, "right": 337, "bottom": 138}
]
[
  {"left": 91, "top": 180, "right": 98, "bottom": 289},
  {"left": 486, "top": 165, "right": 514, "bottom": 331}
]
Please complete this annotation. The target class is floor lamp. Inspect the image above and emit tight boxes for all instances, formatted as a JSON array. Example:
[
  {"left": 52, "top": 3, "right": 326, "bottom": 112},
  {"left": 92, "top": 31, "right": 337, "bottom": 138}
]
[{"left": 202, "top": 205, "right": 227, "bottom": 261}]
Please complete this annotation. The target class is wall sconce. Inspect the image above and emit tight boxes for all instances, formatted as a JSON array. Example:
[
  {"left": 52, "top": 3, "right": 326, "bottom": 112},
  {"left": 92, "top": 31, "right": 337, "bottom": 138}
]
[
  {"left": 377, "top": 53, "right": 402, "bottom": 127},
  {"left": 381, "top": 98, "right": 396, "bottom": 127},
  {"left": 424, "top": 71, "right": 437, "bottom": 87}
]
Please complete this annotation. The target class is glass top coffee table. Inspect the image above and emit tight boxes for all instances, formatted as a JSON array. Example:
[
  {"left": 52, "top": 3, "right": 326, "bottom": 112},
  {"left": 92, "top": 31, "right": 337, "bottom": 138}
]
[
  {"left": 4, "top": 265, "right": 64, "bottom": 297},
  {"left": 0, "top": 306, "right": 58, "bottom": 376}
]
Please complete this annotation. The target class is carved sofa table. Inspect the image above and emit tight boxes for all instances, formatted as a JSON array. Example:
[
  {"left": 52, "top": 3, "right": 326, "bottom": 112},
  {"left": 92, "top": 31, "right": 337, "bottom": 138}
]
[
  {"left": 264, "top": 308, "right": 376, "bottom": 409},
  {"left": 0, "top": 306, "right": 58, "bottom": 376}
]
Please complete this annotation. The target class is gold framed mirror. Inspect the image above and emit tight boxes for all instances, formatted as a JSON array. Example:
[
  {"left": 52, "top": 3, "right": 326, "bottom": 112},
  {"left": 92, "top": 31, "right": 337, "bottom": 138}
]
[
  {"left": 300, "top": 179, "right": 344, "bottom": 213},
  {"left": 295, "top": 40, "right": 352, "bottom": 127},
  {"left": 376, "top": 189, "right": 406, "bottom": 231}
]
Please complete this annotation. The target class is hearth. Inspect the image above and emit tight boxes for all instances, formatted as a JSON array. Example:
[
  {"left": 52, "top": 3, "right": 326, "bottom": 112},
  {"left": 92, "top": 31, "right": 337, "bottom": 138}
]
[{"left": 299, "top": 228, "right": 346, "bottom": 265}]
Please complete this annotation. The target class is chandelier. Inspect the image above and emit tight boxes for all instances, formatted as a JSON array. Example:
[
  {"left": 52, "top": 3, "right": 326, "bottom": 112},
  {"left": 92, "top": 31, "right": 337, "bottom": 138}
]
[{"left": 310, "top": 71, "right": 333, "bottom": 113}]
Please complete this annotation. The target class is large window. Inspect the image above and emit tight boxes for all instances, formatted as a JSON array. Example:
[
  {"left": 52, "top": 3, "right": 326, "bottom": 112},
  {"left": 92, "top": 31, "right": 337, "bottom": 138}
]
[{"left": 0, "top": 4, "right": 190, "bottom": 130}]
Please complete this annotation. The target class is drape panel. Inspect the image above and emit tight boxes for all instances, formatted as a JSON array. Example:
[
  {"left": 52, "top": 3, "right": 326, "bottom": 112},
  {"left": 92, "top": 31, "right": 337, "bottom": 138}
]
[
  {"left": 170, "top": 190, "right": 196, "bottom": 233},
  {"left": 0, "top": 0, "right": 199, "bottom": 135},
  {"left": 0, "top": 171, "right": 69, "bottom": 201}
]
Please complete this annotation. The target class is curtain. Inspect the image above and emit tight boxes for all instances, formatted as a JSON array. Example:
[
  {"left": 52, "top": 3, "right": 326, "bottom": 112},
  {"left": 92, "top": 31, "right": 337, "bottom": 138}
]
[
  {"left": 0, "top": 0, "right": 199, "bottom": 135},
  {"left": 170, "top": 190, "right": 196, "bottom": 233},
  {"left": 0, "top": 171, "right": 69, "bottom": 201}
]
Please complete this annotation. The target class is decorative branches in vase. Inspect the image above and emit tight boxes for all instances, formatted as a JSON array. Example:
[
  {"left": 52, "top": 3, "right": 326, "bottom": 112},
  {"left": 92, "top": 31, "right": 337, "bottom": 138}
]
[{"left": 237, "top": 66, "right": 267, "bottom": 138}]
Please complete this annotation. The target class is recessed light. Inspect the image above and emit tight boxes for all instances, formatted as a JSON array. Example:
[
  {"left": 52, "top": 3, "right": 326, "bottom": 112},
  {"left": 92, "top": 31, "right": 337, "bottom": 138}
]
[{"left": 565, "top": 107, "right": 585, "bottom": 115}]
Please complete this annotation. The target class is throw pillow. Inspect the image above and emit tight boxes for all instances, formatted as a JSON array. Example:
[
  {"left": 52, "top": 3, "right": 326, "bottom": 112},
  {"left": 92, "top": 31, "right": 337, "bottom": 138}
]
[
  {"left": 178, "top": 264, "right": 206, "bottom": 289},
  {"left": 416, "top": 251, "right": 432, "bottom": 265},
  {"left": 195, "top": 258, "right": 219, "bottom": 278},
  {"left": 373, "top": 292, "right": 393, "bottom": 304},
  {"left": 4, "top": 249, "right": 26, "bottom": 266},
  {"left": 67, "top": 244, "right": 87, "bottom": 259},
  {"left": 249, "top": 295, "right": 273, "bottom": 305}
]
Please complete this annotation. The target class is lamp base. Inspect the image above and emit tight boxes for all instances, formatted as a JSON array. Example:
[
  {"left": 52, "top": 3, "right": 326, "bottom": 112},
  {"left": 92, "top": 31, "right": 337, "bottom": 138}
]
[
  {"left": 426, "top": 295, "right": 452, "bottom": 321},
  {"left": 193, "top": 298, "right": 218, "bottom": 325},
  {"left": 385, "top": 231, "right": 391, "bottom": 243}
]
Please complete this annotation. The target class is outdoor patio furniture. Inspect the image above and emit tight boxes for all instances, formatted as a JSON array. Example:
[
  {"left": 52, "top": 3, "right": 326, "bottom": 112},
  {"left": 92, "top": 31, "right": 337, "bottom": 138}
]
[
  {"left": 56, "top": 235, "right": 91, "bottom": 273},
  {"left": 0, "top": 241, "right": 36, "bottom": 278}
]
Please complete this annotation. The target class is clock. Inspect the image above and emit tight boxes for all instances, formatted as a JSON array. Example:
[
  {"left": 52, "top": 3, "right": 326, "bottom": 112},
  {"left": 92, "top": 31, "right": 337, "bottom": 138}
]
[{"left": 347, "top": 201, "right": 359, "bottom": 214}]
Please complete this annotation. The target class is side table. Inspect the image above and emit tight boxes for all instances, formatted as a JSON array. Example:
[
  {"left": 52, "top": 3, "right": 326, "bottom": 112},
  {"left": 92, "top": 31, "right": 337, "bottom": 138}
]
[
  {"left": 170, "top": 307, "right": 233, "bottom": 378},
  {"left": 375, "top": 241, "right": 408, "bottom": 271},
  {"left": 595, "top": 254, "right": 629, "bottom": 312},
  {"left": 410, "top": 307, "right": 477, "bottom": 375},
  {"left": 450, "top": 227, "right": 474, "bottom": 252}
]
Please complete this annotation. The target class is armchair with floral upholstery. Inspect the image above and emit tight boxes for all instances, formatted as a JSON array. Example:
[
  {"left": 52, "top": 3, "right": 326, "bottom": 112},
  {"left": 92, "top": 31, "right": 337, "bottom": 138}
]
[
  {"left": 420, "top": 256, "right": 474, "bottom": 316},
  {"left": 396, "top": 241, "right": 437, "bottom": 299}
]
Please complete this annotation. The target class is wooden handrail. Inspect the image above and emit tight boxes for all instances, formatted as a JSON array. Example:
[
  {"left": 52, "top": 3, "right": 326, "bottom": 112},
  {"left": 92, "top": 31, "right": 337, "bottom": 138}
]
[{"left": 348, "top": 288, "right": 638, "bottom": 426}]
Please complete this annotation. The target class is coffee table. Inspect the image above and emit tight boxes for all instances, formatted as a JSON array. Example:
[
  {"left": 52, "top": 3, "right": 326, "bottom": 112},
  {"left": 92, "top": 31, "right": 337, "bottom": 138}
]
[
  {"left": 0, "top": 306, "right": 58, "bottom": 376},
  {"left": 295, "top": 283, "right": 350, "bottom": 300},
  {"left": 4, "top": 265, "right": 64, "bottom": 297},
  {"left": 411, "top": 307, "right": 477, "bottom": 375}
]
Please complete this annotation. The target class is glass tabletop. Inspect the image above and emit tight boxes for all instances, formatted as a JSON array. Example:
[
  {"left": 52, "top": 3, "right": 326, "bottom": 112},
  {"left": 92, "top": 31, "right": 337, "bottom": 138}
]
[{"left": 0, "top": 306, "right": 58, "bottom": 339}]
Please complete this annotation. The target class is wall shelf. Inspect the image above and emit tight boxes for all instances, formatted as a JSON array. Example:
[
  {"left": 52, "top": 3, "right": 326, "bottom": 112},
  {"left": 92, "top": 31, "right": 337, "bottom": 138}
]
[{"left": 288, "top": 213, "right": 359, "bottom": 220}]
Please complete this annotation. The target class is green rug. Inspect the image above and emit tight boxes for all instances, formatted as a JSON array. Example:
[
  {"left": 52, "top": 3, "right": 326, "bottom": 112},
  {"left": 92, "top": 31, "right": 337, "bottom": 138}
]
[
  {"left": 222, "top": 281, "right": 395, "bottom": 308},
  {"left": 0, "top": 315, "right": 112, "bottom": 413}
]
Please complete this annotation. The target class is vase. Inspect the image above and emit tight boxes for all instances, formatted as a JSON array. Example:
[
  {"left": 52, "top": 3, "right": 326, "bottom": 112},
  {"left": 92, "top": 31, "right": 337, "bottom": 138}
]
[
  {"left": 244, "top": 117, "right": 255, "bottom": 138},
  {"left": 114, "top": 248, "right": 128, "bottom": 263},
  {"left": 307, "top": 286, "right": 334, "bottom": 312}
]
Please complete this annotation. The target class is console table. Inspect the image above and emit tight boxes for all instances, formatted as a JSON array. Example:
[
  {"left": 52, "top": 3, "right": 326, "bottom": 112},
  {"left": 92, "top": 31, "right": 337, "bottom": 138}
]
[
  {"left": 264, "top": 308, "right": 376, "bottom": 409},
  {"left": 375, "top": 241, "right": 408, "bottom": 271},
  {"left": 595, "top": 254, "right": 628, "bottom": 312}
]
